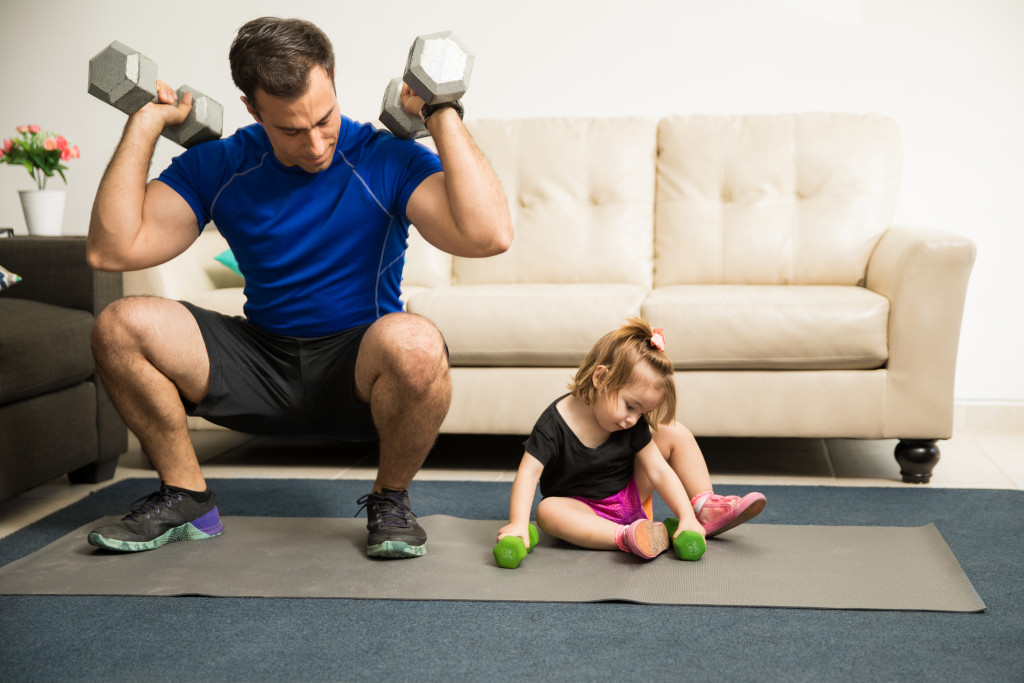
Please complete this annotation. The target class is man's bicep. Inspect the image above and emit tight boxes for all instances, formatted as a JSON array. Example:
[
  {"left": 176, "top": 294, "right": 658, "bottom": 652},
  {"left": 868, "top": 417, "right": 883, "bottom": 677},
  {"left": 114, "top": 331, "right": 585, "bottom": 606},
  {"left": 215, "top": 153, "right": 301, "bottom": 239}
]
[
  {"left": 405, "top": 172, "right": 462, "bottom": 254},
  {"left": 135, "top": 179, "right": 202, "bottom": 268}
]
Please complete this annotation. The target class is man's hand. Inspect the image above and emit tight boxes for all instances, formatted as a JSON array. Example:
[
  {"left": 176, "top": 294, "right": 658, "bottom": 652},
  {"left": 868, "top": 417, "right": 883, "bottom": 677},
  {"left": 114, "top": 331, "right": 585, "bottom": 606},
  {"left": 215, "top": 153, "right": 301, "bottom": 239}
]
[
  {"left": 399, "top": 83, "right": 426, "bottom": 119},
  {"left": 135, "top": 79, "right": 194, "bottom": 130}
]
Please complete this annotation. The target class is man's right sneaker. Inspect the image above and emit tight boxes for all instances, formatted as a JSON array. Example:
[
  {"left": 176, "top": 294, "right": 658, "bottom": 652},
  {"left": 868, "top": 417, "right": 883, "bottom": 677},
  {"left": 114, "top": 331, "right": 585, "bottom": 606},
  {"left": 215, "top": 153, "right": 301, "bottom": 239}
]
[
  {"left": 692, "top": 491, "right": 766, "bottom": 537},
  {"left": 88, "top": 486, "right": 224, "bottom": 552}
]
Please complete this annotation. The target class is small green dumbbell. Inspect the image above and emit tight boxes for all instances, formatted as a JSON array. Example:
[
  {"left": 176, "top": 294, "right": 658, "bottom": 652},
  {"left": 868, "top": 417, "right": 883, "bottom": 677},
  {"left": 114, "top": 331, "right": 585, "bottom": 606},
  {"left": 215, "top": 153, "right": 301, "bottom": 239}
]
[
  {"left": 493, "top": 523, "right": 540, "bottom": 569},
  {"left": 663, "top": 518, "right": 706, "bottom": 561}
]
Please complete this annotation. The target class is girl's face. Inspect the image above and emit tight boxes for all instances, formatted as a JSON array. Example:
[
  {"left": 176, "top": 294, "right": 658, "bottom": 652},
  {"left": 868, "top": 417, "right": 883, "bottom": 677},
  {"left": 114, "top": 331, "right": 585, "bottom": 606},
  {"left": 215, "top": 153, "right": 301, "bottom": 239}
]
[{"left": 591, "top": 363, "right": 664, "bottom": 433}]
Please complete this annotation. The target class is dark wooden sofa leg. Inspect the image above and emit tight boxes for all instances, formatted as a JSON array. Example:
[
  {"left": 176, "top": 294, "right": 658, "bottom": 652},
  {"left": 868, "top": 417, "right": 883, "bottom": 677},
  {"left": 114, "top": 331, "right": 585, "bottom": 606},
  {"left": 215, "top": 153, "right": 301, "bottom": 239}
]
[
  {"left": 67, "top": 457, "right": 119, "bottom": 485},
  {"left": 894, "top": 439, "right": 940, "bottom": 484}
]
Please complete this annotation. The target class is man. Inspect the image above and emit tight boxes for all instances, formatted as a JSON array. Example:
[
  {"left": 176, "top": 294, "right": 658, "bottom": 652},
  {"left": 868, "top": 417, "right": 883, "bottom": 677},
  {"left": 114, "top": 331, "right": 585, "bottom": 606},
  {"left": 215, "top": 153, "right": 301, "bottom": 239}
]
[{"left": 85, "top": 17, "right": 512, "bottom": 559}]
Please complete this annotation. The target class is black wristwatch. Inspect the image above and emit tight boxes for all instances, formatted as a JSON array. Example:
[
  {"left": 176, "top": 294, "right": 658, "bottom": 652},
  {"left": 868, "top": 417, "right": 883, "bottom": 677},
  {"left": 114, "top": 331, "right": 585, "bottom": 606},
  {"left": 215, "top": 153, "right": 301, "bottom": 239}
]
[{"left": 420, "top": 100, "right": 464, "bottom": 123}]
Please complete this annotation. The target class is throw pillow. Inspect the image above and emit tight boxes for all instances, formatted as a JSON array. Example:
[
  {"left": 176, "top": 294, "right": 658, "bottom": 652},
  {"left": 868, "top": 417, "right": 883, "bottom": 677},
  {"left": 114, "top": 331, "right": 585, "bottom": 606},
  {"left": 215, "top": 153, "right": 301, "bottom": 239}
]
[
  {"left": 214, "top": 249, "right": 243, "bottom": 278},
  {"left": 0, "top": 264, "right": 22, "bottom": 290}
]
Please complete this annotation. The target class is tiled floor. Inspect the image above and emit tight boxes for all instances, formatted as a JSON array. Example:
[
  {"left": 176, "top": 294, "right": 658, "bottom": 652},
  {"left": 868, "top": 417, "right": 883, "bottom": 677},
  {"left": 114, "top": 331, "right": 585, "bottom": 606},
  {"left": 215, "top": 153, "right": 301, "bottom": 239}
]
[{"left": 1, "top": 409, "right": 1021, "bottom": 540}]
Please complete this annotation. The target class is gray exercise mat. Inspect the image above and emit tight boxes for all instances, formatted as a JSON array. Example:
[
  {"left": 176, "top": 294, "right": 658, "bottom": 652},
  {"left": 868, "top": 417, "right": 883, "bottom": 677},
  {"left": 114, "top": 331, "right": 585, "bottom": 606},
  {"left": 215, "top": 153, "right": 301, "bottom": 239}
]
[{"left": 0, "top": 515, "right": 985, "bottom": 612}]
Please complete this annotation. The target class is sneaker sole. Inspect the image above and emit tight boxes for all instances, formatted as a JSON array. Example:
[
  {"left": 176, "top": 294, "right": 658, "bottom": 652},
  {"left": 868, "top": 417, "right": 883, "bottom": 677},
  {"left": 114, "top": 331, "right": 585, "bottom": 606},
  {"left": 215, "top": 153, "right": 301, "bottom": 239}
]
[
  {"left": 705, "top": 495, "right": 766, "bottom": 538},
  {"left": 627, "top": 521, "right": 669, "bottom": 560},
  {"left": 367, "top": 540, "right": 426, "bottom": 559},
  {"left": 88, "top": 521, "right": 223, "bottom": 553}
]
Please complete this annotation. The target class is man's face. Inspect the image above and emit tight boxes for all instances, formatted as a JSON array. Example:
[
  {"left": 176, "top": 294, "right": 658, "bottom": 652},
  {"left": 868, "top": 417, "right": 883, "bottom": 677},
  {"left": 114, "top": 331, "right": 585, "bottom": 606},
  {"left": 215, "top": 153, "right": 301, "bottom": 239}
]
[{"left": 243, "top": 66, "right": 341, "bottom": 173}]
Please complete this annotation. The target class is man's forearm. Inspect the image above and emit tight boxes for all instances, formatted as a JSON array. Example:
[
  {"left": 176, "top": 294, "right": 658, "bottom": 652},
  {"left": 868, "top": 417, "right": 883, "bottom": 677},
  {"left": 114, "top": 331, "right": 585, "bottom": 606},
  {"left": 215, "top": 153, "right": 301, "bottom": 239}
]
[{"left": 425, "top": 108, "right": 513, "bottom": 255}]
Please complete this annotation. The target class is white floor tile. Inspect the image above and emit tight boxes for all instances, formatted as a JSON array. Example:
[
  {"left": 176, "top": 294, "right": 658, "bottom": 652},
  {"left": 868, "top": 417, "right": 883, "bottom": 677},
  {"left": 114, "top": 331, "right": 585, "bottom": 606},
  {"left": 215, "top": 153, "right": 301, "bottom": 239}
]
[{"left": 974, "top": 433, "right": 1024, "bottom": 489}]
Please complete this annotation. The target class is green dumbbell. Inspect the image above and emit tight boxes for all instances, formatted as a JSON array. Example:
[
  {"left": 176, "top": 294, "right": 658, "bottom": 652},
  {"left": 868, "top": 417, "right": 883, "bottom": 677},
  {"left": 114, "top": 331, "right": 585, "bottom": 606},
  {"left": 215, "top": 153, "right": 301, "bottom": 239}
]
[
  {"left": 493, "top": 523, "right": 539, "bottom": 569},
  {"left": 663, "top": 518, "right": 706, "bottom": 561}
]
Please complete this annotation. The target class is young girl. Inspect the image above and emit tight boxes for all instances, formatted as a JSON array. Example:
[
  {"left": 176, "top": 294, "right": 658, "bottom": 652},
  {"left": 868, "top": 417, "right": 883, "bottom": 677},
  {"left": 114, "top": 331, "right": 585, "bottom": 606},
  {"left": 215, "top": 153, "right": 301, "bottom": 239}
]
[{"left": 498, "top": 318, "right": 766, "bottom": 559}]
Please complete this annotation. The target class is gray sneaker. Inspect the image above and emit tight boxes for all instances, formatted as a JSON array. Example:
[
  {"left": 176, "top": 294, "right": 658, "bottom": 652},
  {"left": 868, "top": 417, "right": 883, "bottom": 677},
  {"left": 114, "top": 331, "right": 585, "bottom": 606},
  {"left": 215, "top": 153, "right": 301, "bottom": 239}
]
[
  {"left": 88, "top": 486, "right": 224, "bottom": 552},
  {"left": 355, "top": 489, "right": 427, "bottom": 558}
]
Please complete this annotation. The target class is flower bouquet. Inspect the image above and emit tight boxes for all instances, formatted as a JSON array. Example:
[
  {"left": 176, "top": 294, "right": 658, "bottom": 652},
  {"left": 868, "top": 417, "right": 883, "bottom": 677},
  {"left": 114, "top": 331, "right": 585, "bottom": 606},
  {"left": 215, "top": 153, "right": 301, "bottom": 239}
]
[{"left": 1, "top": 124, "right": 80, "bottom": 189}]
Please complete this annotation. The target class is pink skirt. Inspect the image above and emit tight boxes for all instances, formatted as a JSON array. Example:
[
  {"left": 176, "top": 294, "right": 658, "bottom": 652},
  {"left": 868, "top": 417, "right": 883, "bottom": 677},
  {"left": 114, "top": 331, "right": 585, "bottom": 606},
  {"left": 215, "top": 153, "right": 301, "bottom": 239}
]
[{"left": 570, "top": 478, "right": 650, "bottom": 525}]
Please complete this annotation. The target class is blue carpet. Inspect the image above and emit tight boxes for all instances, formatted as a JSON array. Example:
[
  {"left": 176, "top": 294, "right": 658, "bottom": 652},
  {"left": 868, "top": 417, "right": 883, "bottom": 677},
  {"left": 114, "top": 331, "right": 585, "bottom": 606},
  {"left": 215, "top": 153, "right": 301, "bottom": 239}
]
[{"left": 1, "top": 479, "right": 1022, "bottom": 682}]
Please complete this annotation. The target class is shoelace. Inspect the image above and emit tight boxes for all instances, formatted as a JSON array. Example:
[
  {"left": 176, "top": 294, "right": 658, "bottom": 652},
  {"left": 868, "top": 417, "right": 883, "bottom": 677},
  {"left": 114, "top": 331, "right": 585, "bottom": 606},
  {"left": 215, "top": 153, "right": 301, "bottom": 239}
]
[
  {"left": 355, "top": 490, "right": 414, "bottom": 529},
  {"left": 123, "top": 487, "right": 183, "bottom": 521}
]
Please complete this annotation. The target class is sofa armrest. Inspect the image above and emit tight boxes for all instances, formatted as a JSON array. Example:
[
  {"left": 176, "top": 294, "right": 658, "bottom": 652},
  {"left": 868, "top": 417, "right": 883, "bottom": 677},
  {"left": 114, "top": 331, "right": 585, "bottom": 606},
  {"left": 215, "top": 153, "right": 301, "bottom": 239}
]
[
  {"left": 0, "top": 236, "right": 122, "bottom": 315},
  {"left": 865, "top": 226, "right": 976, "bottom": 436}
]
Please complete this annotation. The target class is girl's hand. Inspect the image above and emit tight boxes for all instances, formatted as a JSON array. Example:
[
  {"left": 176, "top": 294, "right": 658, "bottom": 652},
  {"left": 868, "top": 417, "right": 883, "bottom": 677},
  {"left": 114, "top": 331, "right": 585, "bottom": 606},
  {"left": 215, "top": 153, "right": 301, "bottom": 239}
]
[
  {"left": 673, "top": 515, "right": 706, "bottom": 540},
  {"left": 497, "top": 522, "right": 532, "bottom": 550}
]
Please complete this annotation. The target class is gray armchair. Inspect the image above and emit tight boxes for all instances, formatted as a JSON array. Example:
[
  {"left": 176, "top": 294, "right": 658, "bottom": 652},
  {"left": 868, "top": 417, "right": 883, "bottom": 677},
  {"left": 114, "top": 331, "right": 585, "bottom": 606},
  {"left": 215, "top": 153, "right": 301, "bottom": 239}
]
[{"left": 0, "top": 235, "right": 127, "bottom": 502}]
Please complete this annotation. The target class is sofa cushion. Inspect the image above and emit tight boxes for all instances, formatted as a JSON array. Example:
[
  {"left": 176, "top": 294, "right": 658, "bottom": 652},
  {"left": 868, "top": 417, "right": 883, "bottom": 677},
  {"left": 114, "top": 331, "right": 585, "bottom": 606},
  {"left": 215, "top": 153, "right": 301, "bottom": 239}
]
[
  {"left": 407, "top": 284, "right": 648, "bottom": 366},
  {"left": 0, "top": 298, "right": 95, "bottom": 405},
  {"left": 642, "top": 285, "right": 889, "bottom": 370},
  {"left": 458, "top": 117, "right": 656, "bottom": 287},
  {"left": 655, "top": 114, "right": 901, "bottom": 287}
]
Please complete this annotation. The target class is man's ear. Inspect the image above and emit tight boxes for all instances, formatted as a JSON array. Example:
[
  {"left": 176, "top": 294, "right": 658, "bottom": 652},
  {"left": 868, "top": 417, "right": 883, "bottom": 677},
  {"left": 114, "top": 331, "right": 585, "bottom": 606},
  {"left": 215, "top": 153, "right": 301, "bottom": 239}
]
[{"left": 241, "top": 95, "right": 261, "bottom": 122}]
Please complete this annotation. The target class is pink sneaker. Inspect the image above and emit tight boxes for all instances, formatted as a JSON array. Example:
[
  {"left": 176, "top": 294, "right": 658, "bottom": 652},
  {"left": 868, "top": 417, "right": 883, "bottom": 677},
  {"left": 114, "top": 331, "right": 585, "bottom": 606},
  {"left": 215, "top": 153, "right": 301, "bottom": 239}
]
[
  {"left": 692, "top": 491, "right": 766, "bottom": 537},
  {"left": 618, "top": 520, "right": 670, "bottom": 560}
]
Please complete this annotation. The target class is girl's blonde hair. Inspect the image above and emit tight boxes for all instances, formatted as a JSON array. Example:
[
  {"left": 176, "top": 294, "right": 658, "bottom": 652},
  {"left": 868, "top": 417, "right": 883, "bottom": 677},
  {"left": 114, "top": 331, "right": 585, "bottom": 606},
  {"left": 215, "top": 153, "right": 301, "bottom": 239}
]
[{"left": 569, "top": 317, "right": 677, "bottom": 429}]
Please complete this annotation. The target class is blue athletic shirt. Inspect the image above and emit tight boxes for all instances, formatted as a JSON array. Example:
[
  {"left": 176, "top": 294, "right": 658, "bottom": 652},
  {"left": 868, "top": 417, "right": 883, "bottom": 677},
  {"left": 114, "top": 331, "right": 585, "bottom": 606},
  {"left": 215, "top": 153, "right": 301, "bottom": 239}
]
[{"left": 157, "top": 118, "right": 443, "bottom": 337}]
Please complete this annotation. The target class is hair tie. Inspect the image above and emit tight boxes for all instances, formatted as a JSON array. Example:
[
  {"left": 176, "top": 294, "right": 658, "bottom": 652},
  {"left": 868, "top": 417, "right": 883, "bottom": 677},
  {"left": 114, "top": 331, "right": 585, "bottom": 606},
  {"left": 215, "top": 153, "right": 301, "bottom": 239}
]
[{"left": 650, "top": 328, "right": 666, "bottom": 352}]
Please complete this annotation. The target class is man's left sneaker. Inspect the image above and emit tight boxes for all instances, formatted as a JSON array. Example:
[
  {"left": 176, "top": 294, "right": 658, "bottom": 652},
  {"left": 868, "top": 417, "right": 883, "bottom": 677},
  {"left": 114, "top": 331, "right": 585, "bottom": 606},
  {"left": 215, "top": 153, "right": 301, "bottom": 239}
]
[{"left": 356, "top": 488, "right": 427, "bottom": 558}]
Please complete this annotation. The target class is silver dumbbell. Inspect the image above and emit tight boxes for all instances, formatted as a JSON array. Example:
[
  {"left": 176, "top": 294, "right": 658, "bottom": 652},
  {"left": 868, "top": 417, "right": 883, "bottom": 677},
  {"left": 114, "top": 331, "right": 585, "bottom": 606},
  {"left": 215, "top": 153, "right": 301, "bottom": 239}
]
[
  {"left": 88, "top": 40, "right": 223, "bottom": 148},
  {"left": 379, "top": 31, "right": 474, "bottom": 139}
]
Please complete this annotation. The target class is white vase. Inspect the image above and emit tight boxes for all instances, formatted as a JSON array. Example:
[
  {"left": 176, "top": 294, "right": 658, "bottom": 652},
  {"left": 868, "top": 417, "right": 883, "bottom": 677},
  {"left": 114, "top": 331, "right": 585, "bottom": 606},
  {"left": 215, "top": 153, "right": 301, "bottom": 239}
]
[{"left": 19, "top": 189, "right": 66, "bottom": 236}]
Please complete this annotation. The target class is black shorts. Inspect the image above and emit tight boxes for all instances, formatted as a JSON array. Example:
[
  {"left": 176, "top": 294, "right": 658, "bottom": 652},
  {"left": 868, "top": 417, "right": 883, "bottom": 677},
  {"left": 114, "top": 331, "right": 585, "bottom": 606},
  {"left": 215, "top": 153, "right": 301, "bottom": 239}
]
[{"left": 180, "top": 302, "right": 377, "bottom": 441}]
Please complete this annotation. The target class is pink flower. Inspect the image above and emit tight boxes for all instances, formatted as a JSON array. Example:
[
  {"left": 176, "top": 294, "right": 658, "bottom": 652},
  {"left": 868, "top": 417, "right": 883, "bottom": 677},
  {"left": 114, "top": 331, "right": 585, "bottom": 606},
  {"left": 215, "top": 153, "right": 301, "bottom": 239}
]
[
  {"left": 56, "top": 135, "right": 68, "bottom": 150},
  {"left": 60, "top": 149, "right": 70, "bottom": 161},
  {"left": 15, "top": 125, "right": 28, "bottom": 134},
  {"left": 0, "top": 150, "right": 4, "bottom": 161},
  {"left": 2, "top": 139, "right": 11, "bottom": 153},
  {"left": 28, "top": 125, "right": 41, "bottom": 134},
  {"left": 70, "top": 146, "right": 80, "bottom": 159},
  {"left": 43, "top": 137, "right": 58, "bottom": 151}
]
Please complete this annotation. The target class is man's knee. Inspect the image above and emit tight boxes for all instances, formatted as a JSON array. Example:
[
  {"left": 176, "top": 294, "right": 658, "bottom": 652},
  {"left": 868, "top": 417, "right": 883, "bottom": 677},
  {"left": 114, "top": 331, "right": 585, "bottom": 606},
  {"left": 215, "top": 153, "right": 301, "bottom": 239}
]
[
  {"left": 368, "top": 313, "right": 448, "bottom": 385},
  {"left": 92, "top": 296, "right": 146, "bottom": 360}
]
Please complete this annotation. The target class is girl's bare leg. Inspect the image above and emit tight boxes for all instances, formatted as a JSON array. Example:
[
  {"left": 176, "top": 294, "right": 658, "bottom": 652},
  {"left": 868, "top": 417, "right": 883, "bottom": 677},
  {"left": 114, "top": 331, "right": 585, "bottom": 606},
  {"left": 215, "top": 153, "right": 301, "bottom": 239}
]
[
  {"left": 634, "top": 420, "right": 713, "bottom": 502},
  {"left": 536, "top": 497, "right": 619, "bottom": 550}
]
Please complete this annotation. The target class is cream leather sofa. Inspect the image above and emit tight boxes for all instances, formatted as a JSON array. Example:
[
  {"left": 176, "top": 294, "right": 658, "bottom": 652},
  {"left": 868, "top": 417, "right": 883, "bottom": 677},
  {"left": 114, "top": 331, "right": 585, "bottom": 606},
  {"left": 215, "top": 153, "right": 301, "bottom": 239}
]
[{"left": 125, "top": 113, "right": 975, "bottom": 483}]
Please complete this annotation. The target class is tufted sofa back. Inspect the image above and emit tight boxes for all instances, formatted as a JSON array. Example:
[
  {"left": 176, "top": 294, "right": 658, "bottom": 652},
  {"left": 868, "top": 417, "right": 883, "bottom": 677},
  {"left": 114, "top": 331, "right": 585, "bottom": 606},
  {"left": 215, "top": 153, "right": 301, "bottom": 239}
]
[
  {"left": 655, "top": 114, "right": 902, "bottom": 287},
  {"left": 454, "top": 117, "right": 657, "bottom": 287},
  {"left": 404, "top": 113, "right": 903, "bottom": 291}
]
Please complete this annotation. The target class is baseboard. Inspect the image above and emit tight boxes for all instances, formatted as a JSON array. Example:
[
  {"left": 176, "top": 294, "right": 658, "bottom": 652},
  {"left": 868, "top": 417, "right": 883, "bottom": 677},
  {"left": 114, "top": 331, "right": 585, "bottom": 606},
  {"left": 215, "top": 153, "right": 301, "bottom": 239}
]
[{"left": 953, "top": 400, "right": 1024, "bottom": 434}]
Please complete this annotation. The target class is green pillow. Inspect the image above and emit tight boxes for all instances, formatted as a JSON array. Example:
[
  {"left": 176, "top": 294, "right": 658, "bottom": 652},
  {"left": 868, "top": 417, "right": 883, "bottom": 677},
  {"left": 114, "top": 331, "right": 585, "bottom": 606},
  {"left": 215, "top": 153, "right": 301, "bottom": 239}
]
[
  {"left": 0, "top": 263, "right": 22, "bottom": 290},
  {"left": 214, "top": 249, "right": 243, "bottom": 278}
]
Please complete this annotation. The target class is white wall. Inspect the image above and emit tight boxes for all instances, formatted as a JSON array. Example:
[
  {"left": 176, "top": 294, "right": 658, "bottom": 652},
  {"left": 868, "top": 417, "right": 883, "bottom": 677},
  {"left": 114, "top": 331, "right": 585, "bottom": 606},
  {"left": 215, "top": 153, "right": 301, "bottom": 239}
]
[{"left": 1, "top": 0, "right": 1021, "bottom": 401}]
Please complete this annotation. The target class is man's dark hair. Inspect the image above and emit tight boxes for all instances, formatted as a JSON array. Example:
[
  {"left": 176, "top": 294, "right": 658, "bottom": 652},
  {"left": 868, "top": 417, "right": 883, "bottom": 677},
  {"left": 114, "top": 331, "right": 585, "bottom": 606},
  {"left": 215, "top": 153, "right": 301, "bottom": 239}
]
[{"left": 229, "top": 17, "right": 336, "bottom": 112}]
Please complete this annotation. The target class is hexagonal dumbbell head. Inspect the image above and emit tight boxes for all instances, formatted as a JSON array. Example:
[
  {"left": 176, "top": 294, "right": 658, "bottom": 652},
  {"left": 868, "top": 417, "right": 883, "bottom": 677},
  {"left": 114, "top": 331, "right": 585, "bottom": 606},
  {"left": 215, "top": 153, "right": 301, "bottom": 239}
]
[
  {"left": 163, "top": 85, "right": 224, "bottom": 147},
  {"left": 379, "top": 77, "right": 429, "bottom": 139},
  {"left": 403, "top": 31, "right": 474, "bottom": 105},
  {"left": 88, "top": 40, "right": 158, "bottom": 114}
]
